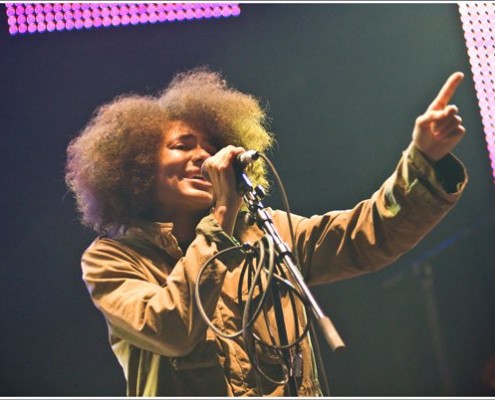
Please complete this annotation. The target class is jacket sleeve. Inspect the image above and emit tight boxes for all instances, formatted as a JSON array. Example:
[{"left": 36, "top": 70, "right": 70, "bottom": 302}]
[
  {"left": 81, "top": 214, "right": 243, "bottom": 358},
  {"left": 271, "top": 144, "right": 468, "bottom": 285}
]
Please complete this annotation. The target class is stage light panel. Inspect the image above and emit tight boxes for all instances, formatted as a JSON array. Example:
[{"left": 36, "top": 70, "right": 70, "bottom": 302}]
[
  {"left": 459, "top": 2, "right": 495, "bottom": 185},
  {"left": 5, "top": 2, "right": 241, "bottom": 36}
]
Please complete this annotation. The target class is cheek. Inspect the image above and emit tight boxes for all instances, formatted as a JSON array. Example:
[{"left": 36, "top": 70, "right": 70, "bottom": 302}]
[{"left": 157, "top": 152, "right": 183, "bottom": 180}]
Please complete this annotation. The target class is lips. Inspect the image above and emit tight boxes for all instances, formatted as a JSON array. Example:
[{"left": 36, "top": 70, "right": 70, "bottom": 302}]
[
  {"left": 185, "top": 172, "right": 206, "bottom": 181},
  {"left": 184, "top": 170, "right": 210, "bottom": 188}
]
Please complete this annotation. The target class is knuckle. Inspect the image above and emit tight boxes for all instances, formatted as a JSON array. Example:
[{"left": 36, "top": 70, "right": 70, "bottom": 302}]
[{"left": 415, "top": 115, "right": 426, "bottom": 125}]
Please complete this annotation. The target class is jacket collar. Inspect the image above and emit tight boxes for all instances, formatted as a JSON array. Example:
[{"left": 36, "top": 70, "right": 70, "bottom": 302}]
[{"left": 124, "top": 220, "right": 183, "bottom": 259}]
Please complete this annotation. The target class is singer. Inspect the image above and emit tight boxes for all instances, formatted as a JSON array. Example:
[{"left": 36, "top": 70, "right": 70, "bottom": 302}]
[{"left": 65, "top": 68, "right": 467, "bottom": 396}]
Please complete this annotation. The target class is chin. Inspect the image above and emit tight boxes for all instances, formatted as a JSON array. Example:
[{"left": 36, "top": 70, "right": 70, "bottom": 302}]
[{"left": 187, "top": 193, "right": 214, "bottom": 210}]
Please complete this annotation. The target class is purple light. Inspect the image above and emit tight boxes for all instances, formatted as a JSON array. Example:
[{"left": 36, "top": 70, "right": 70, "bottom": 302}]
[
  {"left": 93, "top": 17, "right": 102, "bottom": 28},
  {"left": 149, "top": 13, "right": 158, "bottom": 24},
  {"left": 5, "top": 3, "right": 241, "bottom": 35},
  {"left": 121, "top": 15, "right": 131, "bottom": 26},
  {"left": 176, "top": 10, "right": 185, "bottom": 21},
  {"left": 74, "top": 19, "right": 84, "bottom": 30},
  {"left": 167, "top": 11, "right": 176, "bottom": 22},
  {"left": 204, "top": 8, "right": 213, "bottom": 19},
  {"left": 91, "top": 9, "right": 100, "bottom": 18},
  {"left": 459, "top": 3, "right": 495, "bottom": 187},
  {"left": 130, "top": 14, "right": 139, "bottom": 25}
]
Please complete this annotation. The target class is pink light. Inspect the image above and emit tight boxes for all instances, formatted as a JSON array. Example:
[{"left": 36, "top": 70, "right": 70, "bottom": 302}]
[
  {"left": 167, "top": 11, "right": 177, "bottom": 22},
  {"left": 121, "top": 15, "right": 130, "bottom": 26},
  {"left": 74, "top": 19, "right": 84, "bottom": 30},
  {"left": 93, "top": 17, "right": 102, "bottom": 28},
  {"left": 102, "top": 16, "right": 112, "bottom": 27},
  {"left": 185, "top": 9, "right": 195, "bottom": 20},
  {"left": 5, "top": 3, "right": 241, "bottom": 35},
  {"left": 212, "top": 7, "right": 222, "bottom": 18},
  {"left": 204, "top": 8, "right": 213, "bottom": 19},
  {"left": 176, "top": 10, "right": 185, "bottom": 21},
  {"left": 459, "top": 2, "right": 495, "bottom": 187},
  {"left": 231, "top": 5, "right": 241, "bottom": 17}
]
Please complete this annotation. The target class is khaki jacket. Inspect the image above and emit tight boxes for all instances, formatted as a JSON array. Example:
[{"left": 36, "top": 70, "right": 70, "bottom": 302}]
[{"left": 81, "top": 145, "right": 467, "bottom": 396}]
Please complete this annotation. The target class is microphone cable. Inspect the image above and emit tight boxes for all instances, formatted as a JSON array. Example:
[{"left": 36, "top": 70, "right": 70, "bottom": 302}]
[{"left": 194, "top": 151, "right": 330, "bottom": 396}]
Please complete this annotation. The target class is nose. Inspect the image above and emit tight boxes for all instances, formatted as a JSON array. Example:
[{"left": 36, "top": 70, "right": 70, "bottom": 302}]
[{"left": 191, "top": 146, "right": 211, "bottom": 165}]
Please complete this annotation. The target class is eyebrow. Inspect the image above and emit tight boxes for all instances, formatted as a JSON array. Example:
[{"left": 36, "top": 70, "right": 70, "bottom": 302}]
[{"left": 173, "top": 133, "right": 195, "bottom": 141}]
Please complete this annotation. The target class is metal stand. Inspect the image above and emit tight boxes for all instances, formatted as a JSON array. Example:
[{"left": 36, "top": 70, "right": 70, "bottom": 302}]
[
  {"left": 381, "top": 213, "right": 495, "bottom": 395},
  {"left": 415, "top": 261, "right": 455, "bottom": 395},
  {"left": 238, "top": 170, "right": 345, "bottom": 395}
]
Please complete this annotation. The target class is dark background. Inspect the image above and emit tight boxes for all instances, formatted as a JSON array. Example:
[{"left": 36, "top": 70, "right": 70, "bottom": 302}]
[{"left": 1, "top": 3, "right": 494, "bottom": 396}]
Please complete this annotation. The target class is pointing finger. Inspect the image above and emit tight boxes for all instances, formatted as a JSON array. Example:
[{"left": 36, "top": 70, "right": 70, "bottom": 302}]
[{"left": 427, "top": 72, "right": 464, "bottom": 111}]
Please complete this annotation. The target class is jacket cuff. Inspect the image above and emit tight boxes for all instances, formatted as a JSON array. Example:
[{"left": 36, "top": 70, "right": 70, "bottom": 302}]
[{"left": 406, "top": 144, "right": 468, "bottom": 201}]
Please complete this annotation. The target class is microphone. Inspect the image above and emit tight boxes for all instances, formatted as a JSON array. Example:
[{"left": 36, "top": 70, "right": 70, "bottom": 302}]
[
  {"left": 201, "top": 150, "right": 259, "bottom": 182},
  {"left": 235, "top": 149, "right": 260, "bottom": 169}
]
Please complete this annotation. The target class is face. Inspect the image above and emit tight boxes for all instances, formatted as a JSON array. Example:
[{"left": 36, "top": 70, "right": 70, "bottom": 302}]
[{"left": 153, "top": 120, "right": 218, "bottom": 219}]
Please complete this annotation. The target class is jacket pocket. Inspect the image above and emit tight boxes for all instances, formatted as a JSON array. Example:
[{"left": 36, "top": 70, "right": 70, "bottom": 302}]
[{"left": 169, "top": 339, "right": 220, "bottom": 370}]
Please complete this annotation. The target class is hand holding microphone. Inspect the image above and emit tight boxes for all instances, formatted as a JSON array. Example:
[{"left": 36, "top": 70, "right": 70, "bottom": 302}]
[
  {"left": 200, "top": 149, "right": 259, "bottom": 183},
  {"left": 200, "top": 146, "right": 258, "bottom": 236}
]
